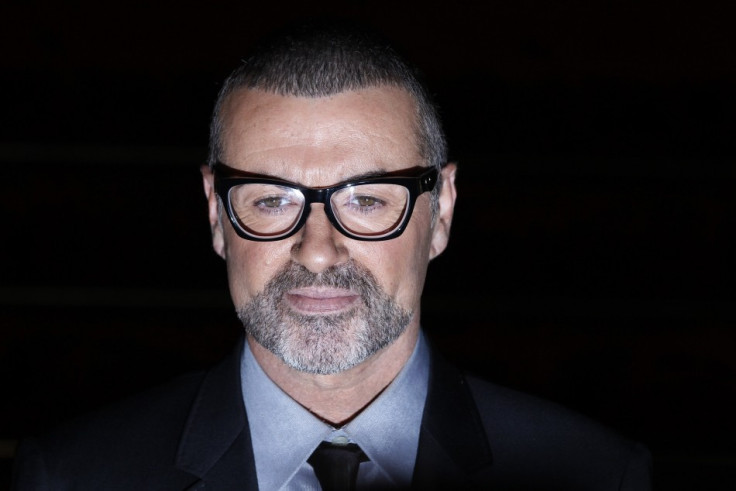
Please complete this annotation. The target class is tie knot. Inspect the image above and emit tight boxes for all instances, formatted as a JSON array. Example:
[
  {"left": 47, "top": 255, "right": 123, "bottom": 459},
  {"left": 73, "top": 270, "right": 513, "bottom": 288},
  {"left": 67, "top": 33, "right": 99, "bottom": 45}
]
[{"left": 308, "top": 441, "right": 369, "bottom": 491}]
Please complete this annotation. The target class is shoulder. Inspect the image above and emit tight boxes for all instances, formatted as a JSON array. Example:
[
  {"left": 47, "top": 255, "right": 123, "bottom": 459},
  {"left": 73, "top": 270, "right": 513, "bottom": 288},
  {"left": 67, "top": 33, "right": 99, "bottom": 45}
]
[
  {"left": 465, "top": 373, "right": 625, "bottom": 444},
  {"left": 464, "top": 373, "right": 652, "bottom": 489},
  {"left": 13, "top": 370, "right": 208, "bottom": 490},
  {"left": 13, "top": 337, "right": 248, "bottom": 490},
  {"left": 46, "top": 368, "right": 206, "bottom": 446}
]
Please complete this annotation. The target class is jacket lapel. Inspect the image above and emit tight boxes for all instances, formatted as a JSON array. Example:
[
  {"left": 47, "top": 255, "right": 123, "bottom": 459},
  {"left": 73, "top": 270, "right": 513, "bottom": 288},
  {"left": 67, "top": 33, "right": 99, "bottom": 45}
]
[
  {"left": 176, "top": 337, "right": 259, "bottom": 490},
  {"left": 412, "top": 352, "right": 494, "bottom": 488}
]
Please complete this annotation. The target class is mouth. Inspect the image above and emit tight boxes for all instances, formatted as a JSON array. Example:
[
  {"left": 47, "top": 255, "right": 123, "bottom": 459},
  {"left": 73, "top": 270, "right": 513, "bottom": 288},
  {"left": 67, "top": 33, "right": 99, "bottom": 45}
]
[{"left": 284, "top": 287, "right": 361, "bottom": 314}]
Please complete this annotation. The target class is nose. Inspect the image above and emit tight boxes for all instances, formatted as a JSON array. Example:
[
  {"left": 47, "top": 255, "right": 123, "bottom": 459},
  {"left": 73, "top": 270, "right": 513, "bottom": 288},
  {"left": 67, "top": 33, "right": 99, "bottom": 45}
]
[{"left": 290, "top": 204, "right": 348, "bottom": 273}]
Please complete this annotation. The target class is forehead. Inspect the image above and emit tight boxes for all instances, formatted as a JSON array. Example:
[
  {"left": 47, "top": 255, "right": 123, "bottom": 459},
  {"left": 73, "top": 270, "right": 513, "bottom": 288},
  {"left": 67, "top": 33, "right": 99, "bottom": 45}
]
[{"left": 219, "top": 86, "right": 422, "bottom": 185}]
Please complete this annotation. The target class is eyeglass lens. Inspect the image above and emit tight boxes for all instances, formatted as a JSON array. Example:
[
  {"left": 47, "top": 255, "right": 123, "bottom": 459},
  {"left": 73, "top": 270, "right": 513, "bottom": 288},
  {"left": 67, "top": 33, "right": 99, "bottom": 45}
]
[{"left": 228, "top": 183, "right": 411, "bottom": 239}]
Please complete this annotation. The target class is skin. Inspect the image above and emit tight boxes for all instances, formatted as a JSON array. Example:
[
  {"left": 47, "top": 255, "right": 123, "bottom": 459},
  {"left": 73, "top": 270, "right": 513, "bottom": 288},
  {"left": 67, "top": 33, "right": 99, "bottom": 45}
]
[{"left": 201, "top": 86, "right": 457, "bottom": 424}]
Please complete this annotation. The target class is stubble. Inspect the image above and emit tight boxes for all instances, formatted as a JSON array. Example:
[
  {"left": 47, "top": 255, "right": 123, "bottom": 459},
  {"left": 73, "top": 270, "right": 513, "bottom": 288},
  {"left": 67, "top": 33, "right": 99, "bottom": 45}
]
[{"left": 236, "top": 260, "right": 413, "bottom": 374}]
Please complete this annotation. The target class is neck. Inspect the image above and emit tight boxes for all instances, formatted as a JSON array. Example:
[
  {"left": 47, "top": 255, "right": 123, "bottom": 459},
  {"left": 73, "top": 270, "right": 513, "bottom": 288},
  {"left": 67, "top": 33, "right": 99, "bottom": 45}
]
[{"left": 248, "top": 324, "right": 419, "bottom": 425}]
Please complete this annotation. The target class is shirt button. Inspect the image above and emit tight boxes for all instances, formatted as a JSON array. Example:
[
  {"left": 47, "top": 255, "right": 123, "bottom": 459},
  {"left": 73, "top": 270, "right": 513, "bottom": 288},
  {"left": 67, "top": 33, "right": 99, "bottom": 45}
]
[{"left": 331, "top": 435, "right": 350, "bottom": 445}]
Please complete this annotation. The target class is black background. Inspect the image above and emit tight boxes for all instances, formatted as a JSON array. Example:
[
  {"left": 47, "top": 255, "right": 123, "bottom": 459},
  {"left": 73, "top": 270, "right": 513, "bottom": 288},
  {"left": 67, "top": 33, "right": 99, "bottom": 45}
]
[{"left": 1, "top": 1, "right": 734, "bottom": 488}]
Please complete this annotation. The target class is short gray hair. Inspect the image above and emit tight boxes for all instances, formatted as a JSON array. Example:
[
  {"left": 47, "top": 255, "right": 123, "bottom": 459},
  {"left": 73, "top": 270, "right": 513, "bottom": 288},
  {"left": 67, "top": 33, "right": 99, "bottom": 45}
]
[{"left": 207, "top": 24, "right": 448, "bottom": 214}]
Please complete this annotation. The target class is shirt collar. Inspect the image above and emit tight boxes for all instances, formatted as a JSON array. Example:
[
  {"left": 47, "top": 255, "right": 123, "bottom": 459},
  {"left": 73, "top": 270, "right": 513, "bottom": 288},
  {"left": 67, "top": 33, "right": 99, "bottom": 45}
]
[{"left": 241, "top": 332, "right": 430, "bottom": 490}]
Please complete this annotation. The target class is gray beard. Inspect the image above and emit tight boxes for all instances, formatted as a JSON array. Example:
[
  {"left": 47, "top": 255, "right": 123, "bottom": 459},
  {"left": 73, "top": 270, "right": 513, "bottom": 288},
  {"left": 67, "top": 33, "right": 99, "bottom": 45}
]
[{"left": 236, "top": 260, "right": 413, "bottom": 375}]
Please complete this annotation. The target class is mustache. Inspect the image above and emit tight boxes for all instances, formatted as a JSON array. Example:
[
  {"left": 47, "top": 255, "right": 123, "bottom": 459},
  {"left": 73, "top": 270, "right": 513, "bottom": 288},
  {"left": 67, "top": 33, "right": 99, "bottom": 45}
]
[{"left": 264, "top": 260, "right": 381, "bottom": 298}]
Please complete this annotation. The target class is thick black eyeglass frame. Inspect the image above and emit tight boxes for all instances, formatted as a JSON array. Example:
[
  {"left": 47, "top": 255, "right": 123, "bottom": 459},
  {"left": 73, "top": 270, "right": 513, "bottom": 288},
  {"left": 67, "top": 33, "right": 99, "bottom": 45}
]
[{"left": 213, "top": 161, "right": 438, "bottom": 241}]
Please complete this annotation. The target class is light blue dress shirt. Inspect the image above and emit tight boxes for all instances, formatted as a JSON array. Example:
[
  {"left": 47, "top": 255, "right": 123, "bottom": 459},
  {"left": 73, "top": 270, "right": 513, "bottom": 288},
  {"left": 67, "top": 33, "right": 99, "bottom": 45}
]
[{"left": 241, "top": 332, "right": 430, "bottom": 490}]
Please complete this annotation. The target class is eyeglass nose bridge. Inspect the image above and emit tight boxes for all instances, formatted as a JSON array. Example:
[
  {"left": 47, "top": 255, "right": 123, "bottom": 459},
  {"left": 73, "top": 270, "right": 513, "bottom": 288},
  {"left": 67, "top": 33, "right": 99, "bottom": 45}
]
[{"left": 295, "top": 186, "right": 345, "bottom": 237}]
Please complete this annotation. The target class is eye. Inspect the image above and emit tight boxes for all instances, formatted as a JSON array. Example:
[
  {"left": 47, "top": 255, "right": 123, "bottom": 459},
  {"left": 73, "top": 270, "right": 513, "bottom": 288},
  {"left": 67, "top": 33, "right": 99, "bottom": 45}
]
[
  {"left": 256, "top": 196, "right": 289, "bottom": 208},
  {"left": 252, "top": 194, "right": 301, "bottom": 216},
  {"left": 353, "top": 195, "right": 383, "bottom": 208},
  {"left": 348, "top": 195, "right": 386, "bottom": 213}
]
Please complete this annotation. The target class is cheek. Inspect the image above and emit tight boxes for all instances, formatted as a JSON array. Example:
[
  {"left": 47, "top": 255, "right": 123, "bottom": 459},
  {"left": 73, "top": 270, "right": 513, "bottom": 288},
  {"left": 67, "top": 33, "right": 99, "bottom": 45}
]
[
  {"left": 223, "top": 234, "right": 291, "bottom": 305},
  {"left": 356, "top": 223, "right": 433, "bottom": 307}
]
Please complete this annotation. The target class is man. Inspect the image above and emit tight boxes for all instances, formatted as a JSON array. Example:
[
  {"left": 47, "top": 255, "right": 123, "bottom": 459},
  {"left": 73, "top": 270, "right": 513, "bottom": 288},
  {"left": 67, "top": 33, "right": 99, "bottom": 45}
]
[{"left": 13, "top": 25, "right": 651, "bottom": 490}]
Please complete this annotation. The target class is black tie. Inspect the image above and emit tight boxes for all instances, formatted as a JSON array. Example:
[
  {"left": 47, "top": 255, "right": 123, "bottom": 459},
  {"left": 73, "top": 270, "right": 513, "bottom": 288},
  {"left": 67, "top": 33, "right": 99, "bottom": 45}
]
[{"left": 308, "top": 441, "right": 368, "bottom": 491}]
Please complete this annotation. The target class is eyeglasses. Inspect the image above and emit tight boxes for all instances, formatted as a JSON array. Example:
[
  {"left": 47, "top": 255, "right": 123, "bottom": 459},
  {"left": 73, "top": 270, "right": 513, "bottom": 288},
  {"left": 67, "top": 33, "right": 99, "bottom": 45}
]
[{"left": 213, "top": 161, "right": 438, "bottom": 241}]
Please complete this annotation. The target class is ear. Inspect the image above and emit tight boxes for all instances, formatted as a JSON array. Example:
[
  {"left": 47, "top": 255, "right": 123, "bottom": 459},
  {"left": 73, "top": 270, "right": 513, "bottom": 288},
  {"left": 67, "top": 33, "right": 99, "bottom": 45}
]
[
  {"left": 200, "top": 165, "right": 226, "bottom": 259},
  {"left": 429, "top": 163, "right": 457, "bottom": 260}
]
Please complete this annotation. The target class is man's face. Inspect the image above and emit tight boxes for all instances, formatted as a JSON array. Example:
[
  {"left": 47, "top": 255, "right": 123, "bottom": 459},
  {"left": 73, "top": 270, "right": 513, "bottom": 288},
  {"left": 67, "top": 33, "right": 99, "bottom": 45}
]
[{"left": 202, "top": 86, "right": 456, "bottom": 374}]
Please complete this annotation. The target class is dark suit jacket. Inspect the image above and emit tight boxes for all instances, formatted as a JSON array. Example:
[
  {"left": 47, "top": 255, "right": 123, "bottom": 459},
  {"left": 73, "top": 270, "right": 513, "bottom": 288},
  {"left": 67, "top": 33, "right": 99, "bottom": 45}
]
[{"left": 12, "top": 337, "right": 651, "bottom": 490}]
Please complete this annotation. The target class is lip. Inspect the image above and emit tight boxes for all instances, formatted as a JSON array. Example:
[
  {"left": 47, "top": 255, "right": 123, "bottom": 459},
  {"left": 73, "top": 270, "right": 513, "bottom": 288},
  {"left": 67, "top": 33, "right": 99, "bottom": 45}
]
[{"left": 285, "top": 287, "right": 361, "bottom": 314}]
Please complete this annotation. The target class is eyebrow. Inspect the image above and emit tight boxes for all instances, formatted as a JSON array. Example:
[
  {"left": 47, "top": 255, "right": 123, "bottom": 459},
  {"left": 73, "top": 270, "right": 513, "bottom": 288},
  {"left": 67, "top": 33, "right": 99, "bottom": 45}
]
[
  {"left": 340, "top": 169, "right": 389, "bottom": 182},
  {"left": 216, "top": 161, "right": 392, "bottom": 187},
  {"left": 285, "top": 169, "right": 392, "bottom": 189}
]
